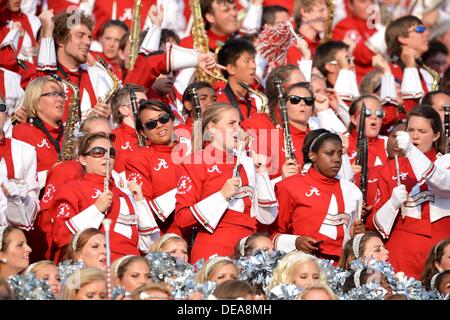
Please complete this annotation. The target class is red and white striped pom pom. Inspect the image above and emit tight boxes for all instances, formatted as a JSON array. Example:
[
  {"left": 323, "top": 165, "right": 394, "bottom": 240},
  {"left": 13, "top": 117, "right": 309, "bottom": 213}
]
[{"left": 255, "top": 22, "right": 296, "bottom": 68}]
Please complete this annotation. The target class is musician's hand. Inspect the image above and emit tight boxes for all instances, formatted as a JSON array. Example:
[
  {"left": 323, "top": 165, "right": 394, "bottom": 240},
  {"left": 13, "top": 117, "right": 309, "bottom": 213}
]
[
  {"left": 339, "top": 133, "right": 349, "bottom": 155},
  {"left": 372, "top": 54, "right": 391, "bottom": 74},
  {"left": 390, "top": 184, "right": 408, "bottom": 210},
  {"left": 400, "top": 47, "right": 417, "bottom": 68},
  {"left": 220, "top": 177, "right": 241, "bottom": 201},
  {"left": 198, "top": 52, "right": 217, "bottom": 77},
  {"left": 148, "top": 4, "right": 164, "bottom": 27},
  {"left": 350, "top": 220, "right": 366, "bottom": 237},
  {"left": 127, "top": 180, "right": 144, "bottom": 201},
  {"left": 92, "top": 98, "right": 111, "bottom": 118},
  {"left": 395, "top": 131, "right": 413, "bottom": 155},
  {"left": 95, "top": 190, "right": 113, "bottom": 213},
  {"left": 11, "top": 21, "right": 25, "bottom": 37},
  {"left": 351, "top": 164, "right": 362, "bottom": 175},
  {"left": 252, "top": 151, "right": 269, "bottom": 173},
  {"left": 314, "top": 93, "right": 329, "bottom": 112},
  {"left": 361, "top": 204, "right": 372, "bottom": 221},
  {"left": 38, "top": 9, "right": 54, "bottom": 38},
  {"left": 326, "top": 88, "right": 339, "bottom": 111},
  {"left": 295, "top": 37, "right": 311, "bottom": 60},
  {"left": 13, "top": 107, "right": 28, "bottom": 124},
  {"left": 281, "top": 159, "right": 299, "bottom": 179},
  {"left": 295, "top": 236, "right": 321, "bottom": 254},
  {"left": 342, "top": 35, "right": 356, "bottom": 55}
]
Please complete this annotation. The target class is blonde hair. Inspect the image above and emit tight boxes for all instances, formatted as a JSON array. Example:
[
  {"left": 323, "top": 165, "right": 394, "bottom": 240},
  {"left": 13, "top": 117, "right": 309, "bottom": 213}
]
[
  {"left": 61, "top": 268, "right": 107, "bottom": 300},
  {"left": 23, "top": 76, "right": 64, "bottom": 118},
  {"left": 267, "top": 252, "right": 327, "bottom": 291},
  {"left": 149, "top": 233, "right": 187, "bottom": 253},
  {"left": 24, "top": 260, "right": 56, "bottom": 277},
  {"left": 130, "top": 283, "right": 173, "bottom": 300},
  {"left": 297, "top": 283, "right": 337, "bottom": 300},
  {"left": 195, "top": 256, "right": 236, "bottom": 284}
]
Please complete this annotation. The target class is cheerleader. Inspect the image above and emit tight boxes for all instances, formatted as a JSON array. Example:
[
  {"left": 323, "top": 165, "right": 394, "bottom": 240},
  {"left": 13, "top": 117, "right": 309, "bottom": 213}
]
[
  {"left": 273, "top": 129, "right": 364, "bottom": 261},
  {"left": 12, "top": 76, "right": 65, "bottom": 189},
  {"left": 125, "top": 100, "right": 187, "bottom": 237},
  {"left": 51, "top": 133, "right": 160, "bottom": 262},
  {"left": 420, "top": 238, "right": 450, "bottom": 290},
  {"left": 373, "top": 106, "right": 450, "bottom": 278},
  {"left": 233, "top": 232, "right": 274, "bottom": 259},
  {"left": 149, "top": 233, "right": 188, "bottom": 264},
  {"left": 24, "top": 260, "right": 61, "bottom": 297},
  {"left": 112, "top": 255, "right": 152, "bottom": 294},
  {"left": 298, "top": 284, "right": 338, "bottom": 300},
  {"left": 195, "top": 256, "right": 239, "bottom": 285},
  {"left": 343, "top": 267, "right": 394, "bottom": 298},
  {"left": 63, "top": 228, "right": 106, "bottom": 271},
  {"left": 175, "top": 103, "right": 278, "bottom": 263},
  {"left": 0, "top": 226, "right": 32, "bottom": 278},
  {"left": 61, "top": 268, "right": 107, "bottom": 300}
]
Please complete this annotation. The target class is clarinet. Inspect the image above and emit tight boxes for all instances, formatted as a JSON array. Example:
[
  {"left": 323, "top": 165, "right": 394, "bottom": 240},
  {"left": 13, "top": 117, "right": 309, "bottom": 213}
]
[
  {"left": 444, "top": 106, "right": 450, "bottom": 154},
  {"left": 130, "top": 89, "right": 146, "bottom": 147},
  {"left": 190, "top": 87, "right": 202, "bottom": 121},
  {"left": 356, "top": 102, "right": 368, "bottom": 208},
  {"left": 104, "top": 147, "right": 111, "bottom": 193},
  {"left": 273, "top": 77, "right": 295, "bottom": 160}
]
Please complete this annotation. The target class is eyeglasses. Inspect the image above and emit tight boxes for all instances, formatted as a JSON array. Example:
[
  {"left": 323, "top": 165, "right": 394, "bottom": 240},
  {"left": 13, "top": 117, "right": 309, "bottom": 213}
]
[
  {"left": 408, "top": 25, "right": 426, "bottom": 34},
  {"left": 0, "top": 103, "right": 6, "bottom": 113},
  {"left": 82, "top": 146, "right": 116, "bottom": 159},
  {"left": 143, "top": 113, "right": 171, "bottom": 130},
  {"left": 287, "top": 95, "right": 314, "bottom": 106},
  {"left": 357, "top": 109, "right": 385, "bottom": 118},
  {"left": 328, "top": 56, "right": 355, "bottom": 66},
  {"left": 40, "top": 91, "right": 68, "bottom": 100}
]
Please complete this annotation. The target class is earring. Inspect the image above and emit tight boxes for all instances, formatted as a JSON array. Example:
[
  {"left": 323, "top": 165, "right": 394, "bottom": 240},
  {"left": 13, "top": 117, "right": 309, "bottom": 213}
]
[{"left": 1, "top": 258, "right": 7, "bottom": 264}]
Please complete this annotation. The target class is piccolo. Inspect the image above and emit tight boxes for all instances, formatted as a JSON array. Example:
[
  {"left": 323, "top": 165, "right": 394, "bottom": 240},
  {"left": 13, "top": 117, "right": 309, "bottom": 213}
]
[
  {"left": 394, "top": 154, "right": 406, "bottom": 220},
  {"left": 102, "top": 218, "right": 113, "bottom": 300}
]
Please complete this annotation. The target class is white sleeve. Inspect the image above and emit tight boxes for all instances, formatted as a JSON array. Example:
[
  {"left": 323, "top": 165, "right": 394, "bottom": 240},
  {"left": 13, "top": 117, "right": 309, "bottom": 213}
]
[
  {"left": 299, "top": 60, "right": 312, "bottom": 82},
  {"left": 239, "top": 3, "right": 262, "bottom": 34},
  {"left": 148, "top": 188, "right": 177, "bottom": 222},
  {"left": 373, "top": 199, "right": 399, "bottom": 239},
  {"left": 273, "top": 234, "right": 298, "bottom": 253},
  {"left": 189, "top": 191, "right": 229, "bottom": 233},
  {"left": 380, "top": 72, "right": 398, "bottom": 105},
  {"left": 79, "top": 0, "right": 95, "bottom": 15},
  {"left": 37, "top": 37, "right": 57, "bottom": 71},
  {"left": 66, "top": 204, "right": 105, "bottom": 234},
  {"left": 138, "top": 232, "right": 160, "bottom": 253},
  {"left": 365, "top": 24, "right": 387, "bottom": 54},
  {"left": 173, "top": 67, "right": 196, "bottom": 114},
  {"left": 140, "top": 25, "right": 162, "bottom": 55},
  {"left": 135, "top": 199, "right": 160, "bottom": 234},
  {"left": 401, "top": 67, "right": 424, "bottom": 99},
  {"left": 337, "top": 154, "right": 354, "bottom": 182},
  {"left": 254, "top": 172, "right": 278, "bottom": 225},
  {"left": 0, "top": 27, "right": 20, "bottom": 51},
  {"left": 334, "top": 69, "right": 359, "bottom": 101},
  {"left": 316, "top": 108, "right": 348, "bottom": 134}
]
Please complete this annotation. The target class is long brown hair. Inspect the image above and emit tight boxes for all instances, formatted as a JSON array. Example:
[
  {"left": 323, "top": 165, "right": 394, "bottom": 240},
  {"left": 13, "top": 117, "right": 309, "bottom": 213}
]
[{"left": 420, "top": 238, "right": 450, "bottom": 290}]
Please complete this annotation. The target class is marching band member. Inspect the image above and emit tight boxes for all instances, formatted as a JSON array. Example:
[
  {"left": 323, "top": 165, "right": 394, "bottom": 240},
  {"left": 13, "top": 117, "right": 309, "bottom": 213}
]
[
  {"left": 0, "top": 99, "right": 39, "bottom": 230},
  {"left": 12, "top": 76, "right": 65, "bottom": 190},
  {"left": 0, "top": 225, "right": 32, "bottom": 278},
  {"left": 373, "top": 106, "right": 450, "bottom": 278},
  {"left": 51, "top": 133, "right": 160, "bottom": 262},
  {"left": 125, "top": 100, "right": 187, "bottom": 237},
  {"left": 273, "top": 129, "right": 365, "bottom": 261},
  {"left": 175, "top": 103, "right": 278, "bottom": 263},
  {"left": 0, "top": 67, "right": 25, "bottom": 137}
]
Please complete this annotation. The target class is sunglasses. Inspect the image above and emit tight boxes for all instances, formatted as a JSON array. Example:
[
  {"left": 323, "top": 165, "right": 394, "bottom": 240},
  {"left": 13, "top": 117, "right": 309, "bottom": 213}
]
[
  {"left": 82, "top": 146, "right": 116, "bottom": 159},
  {"left": 0, "top": 103, "right": 6, "bottom": 113},
  {"left": 40, "top": 91, "right": 68, "bottom": 100},
  {"left": 408, "top": 25, "right": 426, "bottom": 34},
  {"left": 358, "top": 109, "right": 385, "bottom": 118},
  {"left": 143, "top": 113, "right": 171, "bottom": 130},
  {"left": 287, "top": 95, "right": 314, "bottom": 106}
]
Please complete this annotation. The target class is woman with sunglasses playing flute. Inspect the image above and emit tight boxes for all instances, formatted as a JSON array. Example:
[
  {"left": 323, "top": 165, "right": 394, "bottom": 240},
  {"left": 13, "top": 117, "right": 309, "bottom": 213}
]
[
  {"left": 372, "top": 106, "right": 450, "bottom": 279},
  {"left": 51, "top": 133, "right": 159, "bottom": 262},
  {"left": 125, "top": 100, "right": 189, "bottom": 238}
]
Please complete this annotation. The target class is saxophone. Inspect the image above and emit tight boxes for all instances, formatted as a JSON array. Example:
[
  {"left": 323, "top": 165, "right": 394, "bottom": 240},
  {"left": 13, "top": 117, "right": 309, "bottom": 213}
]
[
  {"left": 50, "top": 74, "right": 81, "bottom": 161},
  {"left": 97, "top": 56, "right": 121, "bottom": 103},
  {"left": 321, "top": 0, "right": 335, "bottom": 44},
  {"left": 238, "top": 81, "right": 268, "bottom": 113},
  {"left": 421, "top": 63, "right": 440, "bottom": 91},
  {"left": 189, "top": 0, "right": 225, "bottom": 84},
  {"left": 127, "top": 0, "right": 142, "bottom": 71}
]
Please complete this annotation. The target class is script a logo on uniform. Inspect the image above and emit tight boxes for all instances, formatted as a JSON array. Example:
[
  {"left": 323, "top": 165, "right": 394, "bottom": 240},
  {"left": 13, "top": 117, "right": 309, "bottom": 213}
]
[{"left": 177, "top": 175, "right": 193, "bottom": 195}]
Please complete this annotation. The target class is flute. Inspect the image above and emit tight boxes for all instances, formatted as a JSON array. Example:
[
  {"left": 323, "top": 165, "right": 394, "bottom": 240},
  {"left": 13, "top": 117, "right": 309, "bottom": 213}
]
[
  {"left": 104, "top": 147, "right": 111, "bottom": 193},
  {"left": 102, "top": 218, "right": 113, "bottom": 300},
  {"left": 394, "top": 154, "right": 406, "bottom": 220},
  {"left": 444, "top": 106, "right": 450, "bottom": 154}
]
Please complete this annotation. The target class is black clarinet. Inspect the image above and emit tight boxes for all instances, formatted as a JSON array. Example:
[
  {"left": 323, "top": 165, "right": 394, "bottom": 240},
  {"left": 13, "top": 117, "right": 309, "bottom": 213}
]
[
  {"left": 356, "top": 102, "right": 368, "bottom": 206},
  {"left": 130, "top": 89, "right": 146, "bottom": 147},
  {"left": 444, "top": 106, "right": 450, "bottom": 154},
  {"left": 274, "top": 77, "right": 295, "bottom": 160}
]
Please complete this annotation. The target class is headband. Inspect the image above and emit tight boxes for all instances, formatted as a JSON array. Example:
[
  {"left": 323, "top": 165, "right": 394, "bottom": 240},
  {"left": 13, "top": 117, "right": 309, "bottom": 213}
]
[
  {"left": 238, "top": 236, "right": 250, "bottom": 257},
  {"left": 354, "top": 269, "right": 363, "bottom": 288},
  {"left": 308, "top": 132, "right": 330, "bottom": 153},
  {"left": 24, "top": 261, "right": 40, "bottom": 277},
  {"left": 114, "top": 255, "right": 134, "bottom": 276},
  {"left": 157, "top": 233, "right": 183, "bottom": 251},
  {"left": 353, "top": 234, "right": 365, "bottom": 259},
  {"left": 430, "top": 272, "right": 441, "bottom": 291},
  {"left": 434, "top": 239, "right": 445, "bottom": 258},
  {"left": 71, "top": 232, "right": 82, "bottom": 251},
  {"left": 0, "top": 226, "right": 7, "bottom": 251},
  {"left": 205, "top": 256, "right": 233, "bottom": 278}
]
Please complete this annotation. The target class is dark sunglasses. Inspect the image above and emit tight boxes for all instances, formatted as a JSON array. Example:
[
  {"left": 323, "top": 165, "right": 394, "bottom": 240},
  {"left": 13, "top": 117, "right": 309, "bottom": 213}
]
[
  {"left": 408, "top": 25, "right": 426, "bottom": 34},
  {"left": 143, "top": 113, "right": 171, "bottom": 130},
  {"left": 82, "top": 146, "right": 116, "bottom": 159},
  {"left": 360, "top": 109, "right": 385, "bottom": 118},
  {"left": 0, "top": 103, "right": 6, "bottom": 113},
  {"left": 287, "top": 95, "right": 314, "bottom": 106}
]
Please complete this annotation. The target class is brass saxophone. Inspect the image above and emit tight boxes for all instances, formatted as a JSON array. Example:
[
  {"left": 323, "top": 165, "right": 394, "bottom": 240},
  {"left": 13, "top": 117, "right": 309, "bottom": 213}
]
[
  {"left": 127, "top": 0, "right": 142, "bottom": 71},
  {"left": 421, "top": 62, "right": 440, "bottom": 91},
  {"left": 50, "top": 74, "right": 81, "bottom": 161},
  {"left": 189, "top": 0, "right": 225, "bottom": 84},
  {"left": 321, "top": 0, "right": 335, "bottom": 44},
  {"left": 98, "top": 56, "right": 121, "bottom": 104},
  {"left": 238, "top": 81, "right": 268, "bottom": 113}
]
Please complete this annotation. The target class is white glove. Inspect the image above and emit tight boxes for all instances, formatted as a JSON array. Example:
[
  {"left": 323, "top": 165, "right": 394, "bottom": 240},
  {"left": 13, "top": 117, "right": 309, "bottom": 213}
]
[
  {"left": 396, "top": 131, "right": 413, "bottom": 155},
  {"left": 3, "top": 179, "right": 29, "bottom": 200},
  {"left": 390, "top": 184, "right": 408, "bottom": 209}
]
